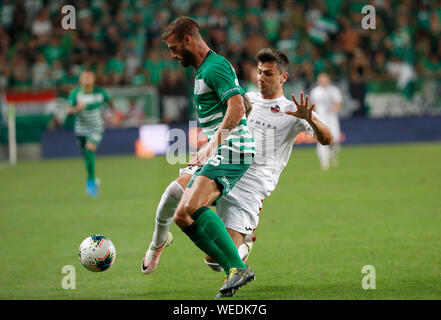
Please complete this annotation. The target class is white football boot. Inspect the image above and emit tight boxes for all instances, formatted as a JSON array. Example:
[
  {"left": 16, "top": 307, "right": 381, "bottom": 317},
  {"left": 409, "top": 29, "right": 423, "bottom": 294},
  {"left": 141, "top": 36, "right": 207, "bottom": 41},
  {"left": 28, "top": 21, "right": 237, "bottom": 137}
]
[{"left": 141, "top": 232, "right": 173, "bottom": 274}]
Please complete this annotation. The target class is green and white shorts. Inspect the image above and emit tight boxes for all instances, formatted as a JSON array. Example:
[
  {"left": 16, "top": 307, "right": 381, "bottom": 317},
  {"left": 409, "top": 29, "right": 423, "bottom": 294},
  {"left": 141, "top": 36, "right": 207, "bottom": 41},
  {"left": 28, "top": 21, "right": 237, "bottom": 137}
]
[
  {"left": 185, "top": 154, "right": 252, "bottom": 205},
  {"left": 76, "top": 131, "right": 104, "bottom": 149}
]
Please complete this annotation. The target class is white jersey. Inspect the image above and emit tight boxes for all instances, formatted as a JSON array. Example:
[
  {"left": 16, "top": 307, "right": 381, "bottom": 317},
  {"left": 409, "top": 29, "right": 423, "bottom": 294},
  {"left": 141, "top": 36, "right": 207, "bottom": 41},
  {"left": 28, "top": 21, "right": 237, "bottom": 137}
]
[
  {"left": 310, "top": 84, "right": 341, "bottom": 142},
  {"left": 221, "top": 91, "right": 317, "bottom": 207},
  {"left": 309, "top": 84, "right": 342, "bottom": 116}
]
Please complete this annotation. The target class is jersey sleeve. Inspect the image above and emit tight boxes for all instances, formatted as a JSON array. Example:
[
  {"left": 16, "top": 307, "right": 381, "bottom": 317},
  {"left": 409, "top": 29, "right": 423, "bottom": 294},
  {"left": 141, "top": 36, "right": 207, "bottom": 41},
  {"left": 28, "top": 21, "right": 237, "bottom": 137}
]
[
  {"left": 100, "top": 88, "right": 110, "bottom": 103},
  {"left": 292, "top": 110, "right": 326, "bottom": 137},
  {"left": 204, "top": 63, "right": 243, "bottom": 104},
  {"left": 67, "top": 88, "right": 78, "bottom": 106}
]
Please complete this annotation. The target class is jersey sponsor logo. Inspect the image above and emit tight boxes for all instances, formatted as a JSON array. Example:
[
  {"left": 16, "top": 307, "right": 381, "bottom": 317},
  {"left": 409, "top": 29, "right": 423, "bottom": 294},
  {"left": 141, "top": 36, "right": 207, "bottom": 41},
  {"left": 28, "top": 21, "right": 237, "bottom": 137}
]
[
  {"left": 248, "top": 118, "right": 277, "bottom": 130},
  {"left": 77, "top": 93, "right": 104, "bottom": 105},
  {"left": 194, "top": 79, "right": 213, "bottom": 94},
  {"left": 221, "top": 87, "right": 241, "bottom": 100},
  {"left": 271, "top": 105, "right": 280, "bottom": 113}
]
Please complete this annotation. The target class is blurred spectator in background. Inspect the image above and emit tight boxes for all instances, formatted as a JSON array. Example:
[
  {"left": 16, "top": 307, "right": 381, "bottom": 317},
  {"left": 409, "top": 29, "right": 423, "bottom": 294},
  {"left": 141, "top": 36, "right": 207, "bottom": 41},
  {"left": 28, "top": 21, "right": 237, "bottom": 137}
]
[
  {"left": 159, "top": 69, "right": 189, "bottom": 123},
  {"left": 0, "top": 0, "right": 439, "bottom": 120},
  {"left": 310, "top": 72, "right": 342, "bottom": 171},
  {"left": 349, "top": 49, "right": 370, "bottom": 116},
  {"left": 386, "top": 54, "right": 417, "bottom": 100},
  {"left": 123, "top": 98, "right": 145, "bottom": 127}
]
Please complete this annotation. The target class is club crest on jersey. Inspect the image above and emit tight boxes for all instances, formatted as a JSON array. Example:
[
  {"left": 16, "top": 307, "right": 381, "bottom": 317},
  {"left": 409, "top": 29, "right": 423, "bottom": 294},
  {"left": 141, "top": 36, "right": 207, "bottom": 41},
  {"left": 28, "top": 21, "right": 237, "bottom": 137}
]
[{"left": 271, "top": 105, "right": 280, "bottom": 113}]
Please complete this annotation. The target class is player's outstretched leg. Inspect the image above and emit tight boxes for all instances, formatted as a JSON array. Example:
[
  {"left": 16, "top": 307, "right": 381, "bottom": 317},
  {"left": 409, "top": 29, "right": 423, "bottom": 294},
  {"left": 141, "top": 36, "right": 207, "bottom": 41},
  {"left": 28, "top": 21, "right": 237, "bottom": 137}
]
[
  {"left": 141, "top": 231, "right": 174, "bottom": 274},
  {"left": 141, "top": 178, "right": 186, "bottom": 274}
]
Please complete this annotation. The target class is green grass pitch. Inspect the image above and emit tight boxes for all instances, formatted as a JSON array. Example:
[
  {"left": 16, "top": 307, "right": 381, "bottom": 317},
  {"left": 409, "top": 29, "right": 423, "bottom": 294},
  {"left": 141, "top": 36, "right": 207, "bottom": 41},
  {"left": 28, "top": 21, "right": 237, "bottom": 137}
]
[{"left": 0, "top": 142, "right": 440, "bottom": 300}]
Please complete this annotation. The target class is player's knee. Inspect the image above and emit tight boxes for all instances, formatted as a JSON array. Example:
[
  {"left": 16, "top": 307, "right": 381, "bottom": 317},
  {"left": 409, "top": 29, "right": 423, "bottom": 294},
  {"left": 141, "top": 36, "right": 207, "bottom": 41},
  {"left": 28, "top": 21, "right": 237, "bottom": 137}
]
[
  {"left": 173, "top": 208, "right": 190, "bottom": 229},
  {"left": 85, "top": 142, "right": 97, "bottom": 152},
  {"left": 183, "top": 201, "right": 201, "bottom": 217}
]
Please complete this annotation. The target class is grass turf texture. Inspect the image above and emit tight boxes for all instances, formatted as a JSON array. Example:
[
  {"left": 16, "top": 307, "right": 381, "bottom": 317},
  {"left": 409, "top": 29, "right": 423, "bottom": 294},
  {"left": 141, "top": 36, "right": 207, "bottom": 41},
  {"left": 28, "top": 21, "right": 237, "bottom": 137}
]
[{"left": 0, "top": 142, "right": 440, "bottom": 300}]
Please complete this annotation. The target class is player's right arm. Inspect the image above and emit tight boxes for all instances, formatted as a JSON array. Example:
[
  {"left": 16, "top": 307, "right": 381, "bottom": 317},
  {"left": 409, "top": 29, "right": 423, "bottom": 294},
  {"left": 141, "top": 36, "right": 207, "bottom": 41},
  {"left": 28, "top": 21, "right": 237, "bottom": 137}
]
[{"left": 66, "top": 88, "right": 85, "bottom": 114}]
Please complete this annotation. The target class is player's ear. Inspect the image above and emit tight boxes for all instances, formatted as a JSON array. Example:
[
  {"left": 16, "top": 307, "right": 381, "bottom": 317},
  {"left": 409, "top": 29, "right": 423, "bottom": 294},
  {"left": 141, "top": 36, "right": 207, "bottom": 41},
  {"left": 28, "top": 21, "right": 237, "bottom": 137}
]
[
  {"left": 183, "top": 35, "right": 192, "bottom": 48},
  {"left": 281, "top": 72, "right": 289, "bottom": 84}
]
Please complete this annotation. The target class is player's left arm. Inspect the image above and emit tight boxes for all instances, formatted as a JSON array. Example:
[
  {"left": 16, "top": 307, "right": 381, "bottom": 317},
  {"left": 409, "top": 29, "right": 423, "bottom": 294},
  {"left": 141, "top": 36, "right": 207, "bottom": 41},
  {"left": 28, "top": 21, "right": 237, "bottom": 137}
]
[
  {"left": 102, "top": 88, "right": 115, "bottom": 110},
  {"left": 285, "top": 91, "right": 333, "bottom": 145}
]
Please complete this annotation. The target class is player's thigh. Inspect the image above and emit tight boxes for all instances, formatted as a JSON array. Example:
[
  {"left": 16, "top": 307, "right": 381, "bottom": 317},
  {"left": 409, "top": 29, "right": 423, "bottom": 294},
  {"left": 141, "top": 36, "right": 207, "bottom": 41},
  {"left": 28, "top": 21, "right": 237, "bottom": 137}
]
[
  {"left": 184, "top": 175, "right": 221, "bottom": 214},
  {"left": 76, "top": 136, "right": 87, "bottom": 151},
  {"left": 85, "top": 132, "right": 103, "bottom": 152}
]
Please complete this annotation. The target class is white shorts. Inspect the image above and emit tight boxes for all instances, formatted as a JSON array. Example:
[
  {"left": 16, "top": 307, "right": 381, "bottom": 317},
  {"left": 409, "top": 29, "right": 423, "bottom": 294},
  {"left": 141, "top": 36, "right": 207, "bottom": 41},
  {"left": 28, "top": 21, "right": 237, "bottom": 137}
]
[
  {"left": 179, "top": 166, "right": 262, "bottom": 235},
  {"left": 216, "top": 183, "right": 263, "bottom": 235}
]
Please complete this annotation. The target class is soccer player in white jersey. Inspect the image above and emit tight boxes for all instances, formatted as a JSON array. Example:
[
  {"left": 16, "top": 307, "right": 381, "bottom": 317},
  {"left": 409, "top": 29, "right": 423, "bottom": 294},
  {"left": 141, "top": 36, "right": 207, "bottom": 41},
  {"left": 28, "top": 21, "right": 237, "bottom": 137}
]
[
  {"left": 310, "top": 73, "right": 343, "bottom": 170},
  {"left": 141, "top": 48, "right": 332, "bottom": 286}
]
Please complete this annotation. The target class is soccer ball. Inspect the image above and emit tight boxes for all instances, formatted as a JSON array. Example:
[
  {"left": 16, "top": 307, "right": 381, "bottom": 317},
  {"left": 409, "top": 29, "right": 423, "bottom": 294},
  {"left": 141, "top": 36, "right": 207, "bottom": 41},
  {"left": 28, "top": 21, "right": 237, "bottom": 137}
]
[{"left": 78, "top": 235, "right": 116, "bottom": 272}]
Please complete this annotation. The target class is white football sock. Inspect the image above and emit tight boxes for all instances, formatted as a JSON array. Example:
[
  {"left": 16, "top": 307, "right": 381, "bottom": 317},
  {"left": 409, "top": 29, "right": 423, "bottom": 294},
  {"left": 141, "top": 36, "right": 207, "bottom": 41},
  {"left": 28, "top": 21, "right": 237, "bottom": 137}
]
[
  {"left": 238, "top": 242, "right": 250, "bottom": 260},
  {"left": 151, "top": 180, "right": 184, "bottom": 248}
]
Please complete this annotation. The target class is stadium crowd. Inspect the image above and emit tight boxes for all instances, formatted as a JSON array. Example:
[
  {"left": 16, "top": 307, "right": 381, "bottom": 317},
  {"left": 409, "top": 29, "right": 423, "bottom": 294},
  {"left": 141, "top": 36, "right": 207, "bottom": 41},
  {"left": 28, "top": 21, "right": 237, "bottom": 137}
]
[{"left": 0, "top": 0, "right": 440, "bottom": 115}]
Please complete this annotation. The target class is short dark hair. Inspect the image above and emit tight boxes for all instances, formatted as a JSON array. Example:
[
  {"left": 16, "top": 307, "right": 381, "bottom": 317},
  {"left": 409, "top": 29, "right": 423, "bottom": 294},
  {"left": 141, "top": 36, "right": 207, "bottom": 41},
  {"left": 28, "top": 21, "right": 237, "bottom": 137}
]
[
  {"left": 255, "top": 48, "right": 289, "bottom": 73},
  {"left": 162, "top": 16, "right": 200, "bottom": 41}
]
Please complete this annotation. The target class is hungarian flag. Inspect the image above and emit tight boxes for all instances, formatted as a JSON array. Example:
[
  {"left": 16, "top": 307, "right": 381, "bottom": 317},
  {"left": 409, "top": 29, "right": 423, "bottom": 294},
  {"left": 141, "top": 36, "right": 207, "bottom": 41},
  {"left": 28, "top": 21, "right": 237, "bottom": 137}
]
[{"left": 1, "top": 91, "right": 56, "bottom": 144}]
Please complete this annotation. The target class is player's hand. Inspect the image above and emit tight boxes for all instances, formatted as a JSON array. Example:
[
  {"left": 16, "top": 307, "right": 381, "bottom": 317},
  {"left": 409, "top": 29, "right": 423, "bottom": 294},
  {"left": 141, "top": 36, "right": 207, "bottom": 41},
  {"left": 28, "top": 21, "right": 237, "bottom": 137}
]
[
  {"left": 285, "top": 91, "right": 315, "bottom": 122},
  {"left": 187, "top": 141, "right": 215, "bottom": 167},
  {"left": 76, "top": 103, "right": 85, "bottom": 113}
]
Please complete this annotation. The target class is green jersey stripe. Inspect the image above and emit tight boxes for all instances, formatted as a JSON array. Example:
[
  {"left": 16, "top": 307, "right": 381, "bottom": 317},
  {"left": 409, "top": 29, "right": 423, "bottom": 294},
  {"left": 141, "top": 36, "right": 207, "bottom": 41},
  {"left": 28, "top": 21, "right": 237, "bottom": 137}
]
[
  {"left": 200, "top": 117, "right": 223, "bottom": 128},
  {"left": 199, "top": 111, "right": 223, "bottom": 124}
]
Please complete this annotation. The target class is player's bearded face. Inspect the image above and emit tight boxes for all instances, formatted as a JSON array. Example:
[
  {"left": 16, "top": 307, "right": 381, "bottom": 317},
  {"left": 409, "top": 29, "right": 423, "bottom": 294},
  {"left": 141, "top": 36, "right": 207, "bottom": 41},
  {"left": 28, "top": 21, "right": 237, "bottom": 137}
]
[
  {"left": 166, "top": 36, "right": 194, "bottom": 67},
  {"left": 178, "top": 45, "right": 194, "bottom": 67}
]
